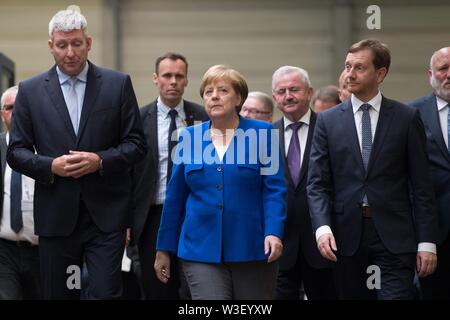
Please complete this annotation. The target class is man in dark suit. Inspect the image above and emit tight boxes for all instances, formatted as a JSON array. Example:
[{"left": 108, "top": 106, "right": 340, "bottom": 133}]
[
  {"left": 6, "top": 9, "right": 146, "bottom": 299},
  {"left": 272, "top": 66, "right": 336, "bottom": 300},
  {"left": 307, "top": 39, "right": 438, "bottom": 300},
  {"left": 0, "top": 86, "right": 41, "bottom": 299},
  {"left": 132, "top": 52, "right": 208, "bottom": 299},
  {"left": 409, "top": 46, "right": 450, "bottom": 299}
]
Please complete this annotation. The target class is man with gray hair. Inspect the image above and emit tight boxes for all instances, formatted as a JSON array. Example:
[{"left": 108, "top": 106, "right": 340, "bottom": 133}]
[
  {"left": 0, "top": 86, "right": 41, "bottom": 299},
  {"left": 7, "top": 8, "right": 146, "bottom": 299},
  {"left": 409, "top": 46, "right": 450, "bottom": 299},
  {"left": 240, "top": 91, "right": 274, "bottom": 122},
  {"left": 272, "top": 66, "right": 336, "bottom": 300}
]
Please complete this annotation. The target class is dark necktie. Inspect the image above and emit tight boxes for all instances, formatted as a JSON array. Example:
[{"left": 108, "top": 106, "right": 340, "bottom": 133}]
[
  {"left": 167, "top": 109, "right": 178, "bottom": 184},
  {"left": 287, "top": 122, "right": 303, "bottom": 186},
  {"left": 10, "top": 169, "right": 23, "bottom": 233},
  {"left": 361, "top": 104, "right": 372, "bottom": 170},
  {"left": 447, "top": 104, "right": 450, "bottom": 154}
]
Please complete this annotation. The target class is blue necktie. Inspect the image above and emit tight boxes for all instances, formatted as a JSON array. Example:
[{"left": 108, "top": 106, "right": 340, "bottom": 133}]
[
  {"left": 67, "top": 77, "right": 79, "bottom": 134},
  {"left": 360, "top": 104, "right": 372, "bottom": 206},
  {"left": 10, "top": 170, "right": 23, "bottom": 233},
  {"left": 447, "top": 104, "right": 450, "bottom": 154},
  {"left": 167, "top": 109, "right": 178, "bottom": 184},
  {"left": 287, "top": 122, "right": 303, "bottom": 186}
]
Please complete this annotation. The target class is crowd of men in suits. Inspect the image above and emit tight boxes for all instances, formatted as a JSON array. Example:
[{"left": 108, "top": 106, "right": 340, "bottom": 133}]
[{"left": 0, "top": 7, "right": 449, "bottom": 300}]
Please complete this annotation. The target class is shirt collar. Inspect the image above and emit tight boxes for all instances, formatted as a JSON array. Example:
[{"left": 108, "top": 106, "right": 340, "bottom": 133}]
[
  {"left": 283, "top": 108, "right": 311, "bottom": 130},
  {"left": 57, "top": 62, "right": 89, "bottom": 85},
  {"left": 157, "top": 97, "right": 186, "bottom": 120},
  {"left": 435, "top": 95, "right": 450, "bottom": 111},
  {"left": 351, "top": 91, "right": 382, "bottom": 114}
]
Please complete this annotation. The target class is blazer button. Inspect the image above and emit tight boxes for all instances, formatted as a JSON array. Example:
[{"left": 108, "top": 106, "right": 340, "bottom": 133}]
[
  {"left": 217, "top": 204, "right": 223, "bottom": 209},
  {"left": 216, "top": 184, "right": 223, "bottom": 190},
  {"left": 217, "top": 166, "right": 222, "bottom": 172}
]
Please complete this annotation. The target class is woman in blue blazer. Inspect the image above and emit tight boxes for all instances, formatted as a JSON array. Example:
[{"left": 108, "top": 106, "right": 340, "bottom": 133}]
[{"left": 155, "top": 65, "right": 287, "bottom": 299}]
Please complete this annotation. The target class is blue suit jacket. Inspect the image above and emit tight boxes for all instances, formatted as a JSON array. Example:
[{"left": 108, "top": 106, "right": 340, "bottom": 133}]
[
  {"left": 307, "top": 97, "right": 438, "bottom": 256},
  {"left": 409, "top": 94, "right": 450, "bottom": 243},
  {"left": 157, "top": 117, "right": 287, "bottom": 263},
  {"left": 7, "top": 62, "right": 147, "bottom": 236}
]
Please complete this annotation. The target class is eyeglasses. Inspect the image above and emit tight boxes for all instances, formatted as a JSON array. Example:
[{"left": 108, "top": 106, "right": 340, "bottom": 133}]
[
  {"left": 241, "top": 107, "right": 271, "bottom": 115},
  {"left": 1, "top": 104, "right": 13, "bottom": 112},
  {"left": 273, "top": 87, "right": 305, "bottom": 96}
]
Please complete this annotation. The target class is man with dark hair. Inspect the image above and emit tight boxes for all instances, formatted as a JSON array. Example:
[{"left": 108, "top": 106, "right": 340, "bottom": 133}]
[
  {"left": 409, "top": 46, "right": 450, "bottom": 300},
  {"left": 308, "top": 39, "right": 438, "bottom": 299},
  {"left": 132, "top": 52, "right": 208, "bottom": 299}
]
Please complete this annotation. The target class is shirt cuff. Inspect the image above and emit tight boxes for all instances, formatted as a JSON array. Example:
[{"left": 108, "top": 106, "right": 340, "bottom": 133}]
[
  {"left": 316, "top": 225, "right": 333, "bottom": 242},
  {"left": 418, "top": 242, "right": 436, "bottom": 254}
]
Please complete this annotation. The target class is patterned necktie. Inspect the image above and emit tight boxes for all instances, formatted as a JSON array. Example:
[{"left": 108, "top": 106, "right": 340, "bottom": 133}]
[
  {"left": 167, "top": 109, "right": 178, "bottom": 184},
  {"left": 360, "top": 104, "right": 372, "bottom": 170},
  {"left": 10, "top": 169, "right": 23, "bottom": 233},
  {"left": 67, "top": 77, "right": 79, "bottom": 134},
  {"left": 287, "top": 122, "right": 303, "bottom": 186}
]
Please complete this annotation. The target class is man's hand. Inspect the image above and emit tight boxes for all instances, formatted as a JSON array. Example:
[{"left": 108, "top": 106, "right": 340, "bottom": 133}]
[
  {"left": 51, "top": 151, "right": 102, "bottom": 179},
  {"left": 317, "top": 233, "right": 338, "bottom": 262},
  {"left": 416, "top": 251, "right": 437, "bottom": 278},
  {"left": 154, "top": 251, "right": 171, "bottom": 284},
  {"left": 264, "top": 235, "right": 283, "bottom": 263}
]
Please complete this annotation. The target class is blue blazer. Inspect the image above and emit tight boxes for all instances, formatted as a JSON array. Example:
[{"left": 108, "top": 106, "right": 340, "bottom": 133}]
[
  {"left": 409, "top": 94, "right": 450, "bottom": 243},
  {"left": 157, "top": 117, "right": 287, "bottom": 263},
  {"left": 7, "top": 62, "right": 147, "bottom": 236}
]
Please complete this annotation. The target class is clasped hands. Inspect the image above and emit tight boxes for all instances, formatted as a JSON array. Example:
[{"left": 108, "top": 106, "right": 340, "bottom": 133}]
[{"left": 51, "top": 150, "right": 101, "bottom": 179}]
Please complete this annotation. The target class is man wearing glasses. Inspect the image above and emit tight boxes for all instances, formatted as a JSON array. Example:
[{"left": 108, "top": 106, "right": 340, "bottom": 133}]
[{"left": 240, "top": 91, "right": 274, "bottom": 122}]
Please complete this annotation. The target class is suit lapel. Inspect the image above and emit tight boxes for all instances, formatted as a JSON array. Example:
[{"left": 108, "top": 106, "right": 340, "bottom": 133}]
[
  {"left": 422, "top": 94, "right": 450, "bottom": 162},
  {"left": 367, "top": 97, "right": 395, "bottom": 175},
  {"left": 0, "top": 133, "right": 7, "bottom": 178},
  {"left": 184, "top": 101, "right": 196, "bottom": 126},
  {"left": 76, "top": 62, "right": 102, "bottom": 146},
  {"left": 341, "top": 101, "right": 365, "bottom": 175},
  {"left": 44, "top": 67, "right": 77, "bottom": 142}
]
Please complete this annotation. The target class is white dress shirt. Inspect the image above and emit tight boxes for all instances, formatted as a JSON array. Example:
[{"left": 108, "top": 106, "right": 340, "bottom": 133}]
[{"left": 0, "top": 133, "right": 38, "bottom": 245}]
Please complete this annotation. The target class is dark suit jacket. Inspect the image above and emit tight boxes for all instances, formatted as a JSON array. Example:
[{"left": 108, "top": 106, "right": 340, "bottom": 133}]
[
  {"left": 409, "top": 94, "right": 450, "bottom": 243},
  {"left": 0, "top": 132, "right": 6, "bottom": 222},
  {"left": 6, "top": 62, "right": 147, "bottom": 237},
  {"left": 274, "top": 112, "right": 331, "bottom": 269},
  {"left": 307, "top": 97, "right": 438, "bottom": 256},
  {"left": 131, "top": 99, "right": 208, "bottom": 244}
]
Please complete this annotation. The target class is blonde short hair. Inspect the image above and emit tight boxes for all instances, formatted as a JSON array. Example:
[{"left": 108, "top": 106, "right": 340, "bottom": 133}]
[{"left": 200, "top": 65, "right": 248, "bottom": 113}]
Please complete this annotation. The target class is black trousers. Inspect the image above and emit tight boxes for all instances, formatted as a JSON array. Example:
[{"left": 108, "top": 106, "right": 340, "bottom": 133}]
[
  {"left": 334, "top": 218, "right": 416, "bottom": 300},
  {"left": 0, "top": 238, "right": 41, "bottom": 299},
  {"left": 138, "top": 205, "right": 186, "bottom": 300},
  {"left": 419, "top": 231, "right": 450, "bottom": 300},
  {"left": 276, "top": 242, "right": 337, "bottom": 300},
  {"left": 39, "top": 201, "right": 126, "bottom": 300}
]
